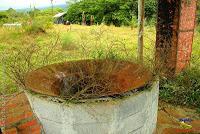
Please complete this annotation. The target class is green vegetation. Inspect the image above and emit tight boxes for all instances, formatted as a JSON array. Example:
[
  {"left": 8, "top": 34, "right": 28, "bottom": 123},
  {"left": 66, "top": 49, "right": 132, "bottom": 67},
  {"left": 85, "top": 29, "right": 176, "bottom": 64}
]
[
  {"left": 160, "top": 29, "right": 200, "bottom": 109},
  {"left": 65, "top": 0, "right": 157, "bottom": 26},
  {"left": 0, "top": 1, "right": 199, "bottom": 108},
  {"left": 0, "top": 7, "right": 64, "bottom": 25},
  {"left": 61, "top": 32, "right": 78, "bottom": 50},
  {"left": 160, "top": 68, "right": 200, "bottom": 108},
  {"left": 197, "top": 0, "right": 200, "bottom": 24},
  {"left": 0, "top": 24, "right": 199, "bottom": 109},
  {"left": 0, "top": 25, "right": 152, "bottom": 94}
]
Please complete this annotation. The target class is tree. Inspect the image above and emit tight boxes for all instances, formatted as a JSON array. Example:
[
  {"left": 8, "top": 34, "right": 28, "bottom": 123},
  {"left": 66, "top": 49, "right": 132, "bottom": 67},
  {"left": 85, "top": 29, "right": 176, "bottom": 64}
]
[
  {"left": 64, "top": 0, "right": 157, "bottom": 26},
  {"left": 6, "top": 8, "right": 17, "bottom": 23},
  {"left": 66, "top": 0, "right": 80, "bottom": 5}
]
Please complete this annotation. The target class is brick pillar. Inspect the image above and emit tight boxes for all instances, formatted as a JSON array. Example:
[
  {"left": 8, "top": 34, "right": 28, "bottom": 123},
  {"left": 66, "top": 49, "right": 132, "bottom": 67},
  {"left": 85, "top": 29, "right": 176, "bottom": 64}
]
[{"left": 156, "top": 0, "right": 197, "bottom": 76}]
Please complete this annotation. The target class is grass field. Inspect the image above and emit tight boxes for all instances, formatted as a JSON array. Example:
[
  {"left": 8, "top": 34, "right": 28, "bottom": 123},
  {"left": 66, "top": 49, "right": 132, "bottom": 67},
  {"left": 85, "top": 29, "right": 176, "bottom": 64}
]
[
  {"left": 0, "top": 25, "right": 155, "bottom": 93},
  {"left": 0, "top": 25, "right": 199, "bottom": 109}
]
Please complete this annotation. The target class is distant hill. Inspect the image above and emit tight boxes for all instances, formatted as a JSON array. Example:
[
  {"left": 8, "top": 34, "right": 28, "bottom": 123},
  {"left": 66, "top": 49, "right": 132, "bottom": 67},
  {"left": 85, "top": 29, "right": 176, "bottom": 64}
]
[
  {"left": 2, "top": 4, "right": 68, "bottom": 12},
  {"left": 38, "top": 4, "right": 67, "bottom": 10}
]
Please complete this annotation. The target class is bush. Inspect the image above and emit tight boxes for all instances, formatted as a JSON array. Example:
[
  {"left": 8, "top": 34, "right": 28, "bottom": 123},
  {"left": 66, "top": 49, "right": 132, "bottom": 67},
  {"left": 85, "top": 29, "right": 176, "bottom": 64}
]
[
  {"left": 0, "top": 12, "right": 8, "bottom": 25},
  {"left": 65, "top": 0, "right": 157, "bottom": 26},
  {"left": 160, "top": 68, "right": 200, "bottom": 108},
  {"left": 2, "top": 36, "right": 63, "bottom": 90},
  {"left": 130, "top": 16, "right": 138, "bottom": 29},
  {"left": 24, "top": 17, "right": 53, "bottom": 34},
  {"left": 61, "top": 32, "right": 78, "bottom": 50},
  {"left": 197, "top": 26, "right": 200, "bottom": 33}
]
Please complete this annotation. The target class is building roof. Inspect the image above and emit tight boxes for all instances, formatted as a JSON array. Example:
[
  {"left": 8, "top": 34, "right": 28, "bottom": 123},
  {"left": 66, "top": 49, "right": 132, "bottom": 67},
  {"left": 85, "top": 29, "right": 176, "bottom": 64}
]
[{"left": 53, "top": 12, "right": 67, "bottom": 18}]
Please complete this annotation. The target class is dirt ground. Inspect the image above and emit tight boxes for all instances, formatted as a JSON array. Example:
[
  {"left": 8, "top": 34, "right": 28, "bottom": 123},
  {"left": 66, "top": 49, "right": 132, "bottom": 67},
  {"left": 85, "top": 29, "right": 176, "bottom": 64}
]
[{"left": 156, "top": 101, "right": 200, "bottom": 134}]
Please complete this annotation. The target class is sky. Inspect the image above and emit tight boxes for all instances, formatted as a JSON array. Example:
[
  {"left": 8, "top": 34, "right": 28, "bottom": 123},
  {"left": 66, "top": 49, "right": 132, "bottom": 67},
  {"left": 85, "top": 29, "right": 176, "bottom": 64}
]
[{"left": 0, "top": 0, "right": 67, "bottom": 10}]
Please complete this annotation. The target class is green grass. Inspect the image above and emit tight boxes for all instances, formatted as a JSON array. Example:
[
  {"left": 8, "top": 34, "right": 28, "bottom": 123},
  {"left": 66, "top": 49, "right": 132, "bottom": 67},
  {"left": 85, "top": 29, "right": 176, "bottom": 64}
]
[
  {"left": 159, "top": 28, "right": 200, "bottom": 109},
  {"left": 0, "top": 24, "right": 155, "bottom": 94},
  {"left": 0, "top": 24, "right": 199, "bottom": 109}
]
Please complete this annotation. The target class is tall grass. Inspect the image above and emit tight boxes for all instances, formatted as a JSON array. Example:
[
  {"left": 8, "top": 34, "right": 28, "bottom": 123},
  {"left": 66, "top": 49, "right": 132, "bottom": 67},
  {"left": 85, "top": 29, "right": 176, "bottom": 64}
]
[
  {"left": 0, "top": 24, "right": 199, "bottom": 108},
  {"left": 159, "top": 26, "right": 200, "bottom": 109}
]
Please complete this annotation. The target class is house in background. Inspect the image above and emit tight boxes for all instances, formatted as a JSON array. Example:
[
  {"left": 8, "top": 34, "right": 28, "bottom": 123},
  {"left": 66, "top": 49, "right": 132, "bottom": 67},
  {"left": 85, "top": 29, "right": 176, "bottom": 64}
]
[
  {"left": 53, "top": 12, "right": 67, "bottom": 24},
  {"left": 3, "top": 22, "right": 22, "bottom": 28}
]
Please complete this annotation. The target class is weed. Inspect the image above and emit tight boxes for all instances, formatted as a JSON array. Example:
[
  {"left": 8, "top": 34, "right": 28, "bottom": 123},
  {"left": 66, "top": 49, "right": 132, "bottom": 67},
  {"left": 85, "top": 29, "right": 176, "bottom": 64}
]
[
  {"left": 59, "top": 60, "right": 122, "bottom": 100},
  {"left": 1, "top": 24, "right": 200, "bottom": 108},
  {"left": 1, "top": 34, "right": 63, "bottom": 92},
  {"left": 160, "top": 67, "right": 200, "bottom": 108},
  {"left": 61, "top": 32, "right": 78, "bottom": 50},
  {"left": 24, "top": 16, "right": 53, "bottom": 34},
  {"left": 130, "top": 16, "right": 138, "bottom": 29}
]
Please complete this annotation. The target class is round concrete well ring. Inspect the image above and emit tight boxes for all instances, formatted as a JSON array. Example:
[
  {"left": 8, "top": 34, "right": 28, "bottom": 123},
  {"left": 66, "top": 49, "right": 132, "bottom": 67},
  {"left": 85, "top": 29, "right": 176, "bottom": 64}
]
[{"left": 24, "top": 60, "right": 159, "bottom": 134}]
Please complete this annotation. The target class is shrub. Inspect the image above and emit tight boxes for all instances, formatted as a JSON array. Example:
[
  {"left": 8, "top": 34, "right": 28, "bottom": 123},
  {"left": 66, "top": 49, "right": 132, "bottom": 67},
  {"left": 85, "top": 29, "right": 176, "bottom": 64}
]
[
  {"left": 61, "top": 32, "right": 78, "bottom": 50},
  {"left": 2, "top": 35, "right": 63, "bottom": 91},
  {"left": 160, "top": 67, "right": 200, "bottom": 108},
  {"left": 24, "top": 17, "right": 53, "bottom": 34},
  {"left": 0, "top": 12, "right": 8, "bottom": 25},
  {"left": 130, "top": 16, "right": 138, "bottom": 29},
  {"left": 197, "top": 25, "right": 200, "bottom": 33},
  {"left": 145, "top": 15, "right": 156, "bottom": 26},
  {"left": 65, "top": 0, "right": 157, "bottom": 26}
]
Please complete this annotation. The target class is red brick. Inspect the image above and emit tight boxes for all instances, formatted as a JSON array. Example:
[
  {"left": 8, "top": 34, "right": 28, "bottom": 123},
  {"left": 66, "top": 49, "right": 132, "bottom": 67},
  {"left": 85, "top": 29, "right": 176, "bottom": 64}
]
[
  {"left": 30, "top": 124, "right": 42, "bottom": 134},
  {"left": 18, "top": 119, "right": 38, "bottom": 130},
  {"left": 5, "top": 114, "right": 26, "bottom": 125},
  {"left": 0, "top": 120, "right": 5, "bottom": 126},
  {"left": 156, "top": 0, "right": 197, "bottom": 76},
  {"left": 32, "top": 129, "right": 41, "bottom": 134},
  {"left": 179, "top": 0, "right": 197, "bottom": 30},
  {"left": 163, "top": 128, "right": 197, "bottom": 134},
  {"left": 5, "top": 103, "right": 18, "bottom": 109},
  {"left": 4, "top": 127, "right": 17, "bottom": 134},
  {"left": 17, "top": 124, "right": 41, "bottom": 134},
  {"left": 6, "top": 105, "right": 32, "bottom": 117},
  {"left": 24, "top": 111, "right": 34, "bottom": 118},
  {"left": 18, "top": 128, "right": 31, "bottom": 134},
  {"left": 6, "top": 110, "right": 33, "bottom": 121}
]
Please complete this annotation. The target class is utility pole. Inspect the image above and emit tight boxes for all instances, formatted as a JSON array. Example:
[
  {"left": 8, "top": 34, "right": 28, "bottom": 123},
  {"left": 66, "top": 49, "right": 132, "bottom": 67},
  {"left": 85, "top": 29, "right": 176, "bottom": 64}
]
[{"left": 138, "top": 0, "right": 145, "bottom": 63}]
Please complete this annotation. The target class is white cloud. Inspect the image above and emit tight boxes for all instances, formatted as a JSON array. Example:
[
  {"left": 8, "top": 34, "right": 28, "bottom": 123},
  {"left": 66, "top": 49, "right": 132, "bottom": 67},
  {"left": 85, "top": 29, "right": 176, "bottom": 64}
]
[{"left": 0, "top": 0, "right": 67, "bottom": 10}]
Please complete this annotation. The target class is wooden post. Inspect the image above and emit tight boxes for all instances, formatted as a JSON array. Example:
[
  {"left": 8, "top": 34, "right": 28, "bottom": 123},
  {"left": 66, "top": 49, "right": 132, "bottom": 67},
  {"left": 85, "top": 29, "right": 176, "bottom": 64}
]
[
  {"left": 138, "top": 0, "right": 145, "bottom": 63},
  {"left": 82, "top": 12, "right": 86, "bottom": 25},
  {"left": 90, "top": 15, "right": 94, "bottom": 25},
  {"left": 51, "top": 0, "right": 54, "bottom": 16}
]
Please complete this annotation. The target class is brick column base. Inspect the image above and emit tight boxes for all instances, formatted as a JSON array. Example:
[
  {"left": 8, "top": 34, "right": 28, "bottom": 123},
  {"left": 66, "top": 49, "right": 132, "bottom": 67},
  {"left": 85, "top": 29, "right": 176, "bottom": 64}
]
[{"left": 156, "top": 0, "right": 197, "bottom": 77}]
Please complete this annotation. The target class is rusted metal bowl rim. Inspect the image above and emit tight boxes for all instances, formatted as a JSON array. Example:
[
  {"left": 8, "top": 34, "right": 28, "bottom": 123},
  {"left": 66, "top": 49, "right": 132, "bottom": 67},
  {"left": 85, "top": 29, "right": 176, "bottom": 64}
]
[{"left": 25, "top": 60, "right": 153, "bottom": 99}]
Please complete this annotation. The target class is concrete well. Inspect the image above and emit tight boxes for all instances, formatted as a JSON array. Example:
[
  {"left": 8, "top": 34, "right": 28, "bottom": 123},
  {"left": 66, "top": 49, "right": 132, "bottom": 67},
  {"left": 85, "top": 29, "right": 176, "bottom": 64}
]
[{"left": 25, "top": 80, "right": 159, "bottom": 134}]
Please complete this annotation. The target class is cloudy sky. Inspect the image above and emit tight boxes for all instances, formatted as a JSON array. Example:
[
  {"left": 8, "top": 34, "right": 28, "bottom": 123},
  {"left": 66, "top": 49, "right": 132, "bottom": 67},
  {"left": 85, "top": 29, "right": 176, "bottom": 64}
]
[{"left": 0, "top": 0, "right": 67, "bottom": 10}]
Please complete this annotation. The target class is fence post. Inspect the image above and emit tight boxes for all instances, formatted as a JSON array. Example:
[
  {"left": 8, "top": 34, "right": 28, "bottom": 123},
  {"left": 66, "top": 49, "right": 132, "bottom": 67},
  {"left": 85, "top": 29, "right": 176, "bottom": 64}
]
[
  {"left": 138, "top": 0, "right": 145, "bottom": 63},
  {"left": 82, "top": 12, "right": 86, "bottom": 25},
  {"left": 90, "top": 15, "right": 94, "bottom": 25}
]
